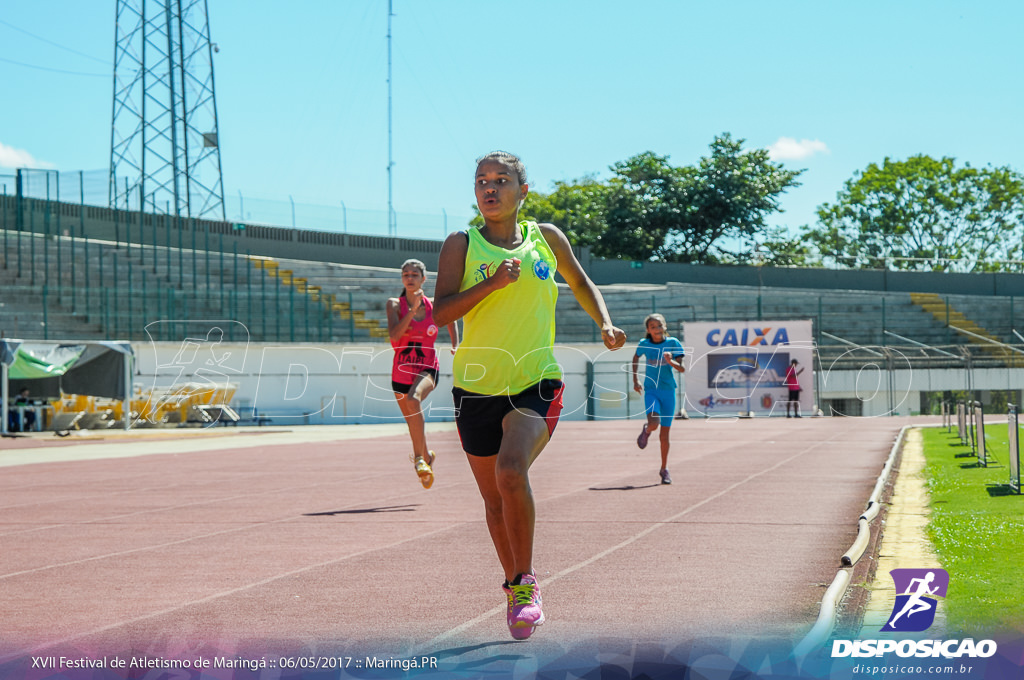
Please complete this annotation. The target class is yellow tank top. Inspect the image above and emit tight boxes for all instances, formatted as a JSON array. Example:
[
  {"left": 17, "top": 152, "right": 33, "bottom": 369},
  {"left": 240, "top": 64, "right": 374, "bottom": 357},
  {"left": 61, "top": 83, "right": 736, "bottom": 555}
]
[{"left": 454, "top": 221, "right": 561, "bottom": 394}]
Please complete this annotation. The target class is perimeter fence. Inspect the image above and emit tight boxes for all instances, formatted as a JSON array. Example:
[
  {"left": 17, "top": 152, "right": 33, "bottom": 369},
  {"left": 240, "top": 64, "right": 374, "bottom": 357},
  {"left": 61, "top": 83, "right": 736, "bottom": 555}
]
[{"left": 1, "top": 168, "right": 474, "bottom": 242}]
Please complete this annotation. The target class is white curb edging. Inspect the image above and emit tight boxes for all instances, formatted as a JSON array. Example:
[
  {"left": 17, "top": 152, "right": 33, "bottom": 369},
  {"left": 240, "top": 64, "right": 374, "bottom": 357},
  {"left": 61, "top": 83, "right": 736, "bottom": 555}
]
[{"left": 794, "top": 424, "right": 911, "bottom": 657}]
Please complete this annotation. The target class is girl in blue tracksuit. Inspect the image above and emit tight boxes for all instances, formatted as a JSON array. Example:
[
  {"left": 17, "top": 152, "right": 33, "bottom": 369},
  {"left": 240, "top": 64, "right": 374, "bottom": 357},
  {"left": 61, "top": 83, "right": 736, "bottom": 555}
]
[{"left": 631, "top": 313, "right": 685, "bottom": 485}]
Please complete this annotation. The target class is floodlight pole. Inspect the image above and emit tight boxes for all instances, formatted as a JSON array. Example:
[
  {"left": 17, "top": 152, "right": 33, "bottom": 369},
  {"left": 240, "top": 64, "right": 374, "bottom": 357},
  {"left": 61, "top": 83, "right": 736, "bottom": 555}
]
[{"left": 387, "top": 0, "right": 395, "bottom": 236}]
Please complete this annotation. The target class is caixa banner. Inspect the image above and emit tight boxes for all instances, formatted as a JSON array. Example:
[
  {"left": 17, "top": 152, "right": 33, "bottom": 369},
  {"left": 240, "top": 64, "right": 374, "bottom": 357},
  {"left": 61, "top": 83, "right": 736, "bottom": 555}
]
[{"left": 684, "top": 320, "right": 814, "bottom": 417}]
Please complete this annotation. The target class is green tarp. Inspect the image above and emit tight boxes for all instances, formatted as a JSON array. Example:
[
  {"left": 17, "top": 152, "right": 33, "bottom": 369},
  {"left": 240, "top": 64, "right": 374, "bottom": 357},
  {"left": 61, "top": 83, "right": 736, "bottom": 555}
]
[
  {"left": 5, "top": 344, "right": 86, "bottom": 380},
  {"left": 0, "top": 340, "right": 133, "bottom": 400}
]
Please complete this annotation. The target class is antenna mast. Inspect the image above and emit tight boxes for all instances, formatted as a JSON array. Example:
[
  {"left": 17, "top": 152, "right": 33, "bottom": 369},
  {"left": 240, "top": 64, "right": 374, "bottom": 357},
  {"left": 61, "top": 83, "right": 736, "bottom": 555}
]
[
  {"left": 110, "top": 0, "right": 225, "bottom": 220},
  {"left": 387, "top": 0, "right": 395, "bottom": 236}
]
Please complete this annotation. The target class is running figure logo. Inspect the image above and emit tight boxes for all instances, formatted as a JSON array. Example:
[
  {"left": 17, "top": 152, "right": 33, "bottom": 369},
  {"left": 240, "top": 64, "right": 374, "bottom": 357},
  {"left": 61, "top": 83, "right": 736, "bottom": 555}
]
[{"left": 882, "top": 568, "right": 949, "bottom": 632}]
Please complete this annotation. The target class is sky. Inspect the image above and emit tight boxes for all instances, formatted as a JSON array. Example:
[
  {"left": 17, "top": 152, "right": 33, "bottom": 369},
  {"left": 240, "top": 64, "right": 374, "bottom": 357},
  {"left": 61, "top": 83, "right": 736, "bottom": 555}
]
[{"left": 1, "top": 0, "right": 1022, "bottom": 242}]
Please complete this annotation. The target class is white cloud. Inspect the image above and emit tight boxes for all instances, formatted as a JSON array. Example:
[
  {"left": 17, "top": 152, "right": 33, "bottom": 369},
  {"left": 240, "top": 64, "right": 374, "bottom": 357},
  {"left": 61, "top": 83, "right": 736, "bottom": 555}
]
[
  {"left": 767, "top": 137, "right": 830, "bottom": 161},
  {"left": 0, "top": 141, "right": 55, "bottom": 170}
]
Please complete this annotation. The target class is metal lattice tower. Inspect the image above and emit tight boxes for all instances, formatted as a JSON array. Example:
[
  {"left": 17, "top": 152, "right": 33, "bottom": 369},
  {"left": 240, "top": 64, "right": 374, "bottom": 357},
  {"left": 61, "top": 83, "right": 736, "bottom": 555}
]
[{"left": 110, "top": 0, "right": 225, "bottom": 220}]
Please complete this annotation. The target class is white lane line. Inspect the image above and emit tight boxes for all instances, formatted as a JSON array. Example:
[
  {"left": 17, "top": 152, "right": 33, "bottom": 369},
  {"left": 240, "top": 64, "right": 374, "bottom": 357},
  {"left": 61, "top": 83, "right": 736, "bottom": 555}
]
[
  {"left": 0, "top": 423, "right": 455, "bottom": 468},
  {"left": 0, "top": 474, "right": 446, "bottom": 581},
  {"left": 0, "top": 522, "right": 459, "bottom": 664}
]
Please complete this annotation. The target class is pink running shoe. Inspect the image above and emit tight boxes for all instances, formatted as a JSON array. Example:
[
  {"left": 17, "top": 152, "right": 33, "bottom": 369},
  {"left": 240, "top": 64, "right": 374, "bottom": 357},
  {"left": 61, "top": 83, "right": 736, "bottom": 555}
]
[
  {"left": 637, "top": 424, "right": 650, "bottom": 449},
  {"left": 508, "top": 574, "right": 544, "bottom": 639},
  {"left": 503, "top": 583, "right": 532, "bottom": 640},
  {"left": 660, "top": 468, "right": 672, "bottom": 485}
]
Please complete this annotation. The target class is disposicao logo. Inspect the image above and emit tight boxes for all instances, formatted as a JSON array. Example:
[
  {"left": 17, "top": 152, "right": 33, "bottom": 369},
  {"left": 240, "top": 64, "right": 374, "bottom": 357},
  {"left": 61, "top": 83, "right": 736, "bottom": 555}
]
[
  {"left": 831, "top": 568, "right": 997, "bottom": 659},
  {"left": 882, "top": 568, "right": 948, "bottom": 632}
]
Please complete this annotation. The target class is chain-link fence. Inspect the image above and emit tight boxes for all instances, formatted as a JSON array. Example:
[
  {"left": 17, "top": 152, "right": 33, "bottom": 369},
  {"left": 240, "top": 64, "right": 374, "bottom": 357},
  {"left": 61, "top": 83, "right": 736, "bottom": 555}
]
[{"left": 6, "top": 168, "right": 474, "bottom": 241}]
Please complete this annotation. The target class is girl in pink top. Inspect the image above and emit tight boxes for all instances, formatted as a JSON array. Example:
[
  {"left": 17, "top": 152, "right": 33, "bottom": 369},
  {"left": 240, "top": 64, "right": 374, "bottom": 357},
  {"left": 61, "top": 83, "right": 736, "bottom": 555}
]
[
  {"left": 784, "top": 358, "right": 804, "bottom": 418},
  {"left": 387, "top": 259, "right": 459, "bottom": 487}
]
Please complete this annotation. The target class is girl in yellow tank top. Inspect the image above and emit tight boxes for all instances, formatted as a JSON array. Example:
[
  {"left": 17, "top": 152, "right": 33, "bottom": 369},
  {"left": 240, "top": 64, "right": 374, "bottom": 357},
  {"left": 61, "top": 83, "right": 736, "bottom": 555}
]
[
  {"left": 432, "top": 151, "right": 627, "bottom": 640},
  {"left": 454, "top": 219, "right": 561, "bottom": 395}
]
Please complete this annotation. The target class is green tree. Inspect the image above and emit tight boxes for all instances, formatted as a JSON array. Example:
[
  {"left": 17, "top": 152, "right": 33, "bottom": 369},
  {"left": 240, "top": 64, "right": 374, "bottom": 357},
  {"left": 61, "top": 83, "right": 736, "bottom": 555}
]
[
  {"left": 806, "top": 155, "right": 1024, "bottom": 272},
  {"left": 661, "top": 134, "right": 803, "bottom": 263},
  {"left": 534, "top": 177, "right": 609, "bottom": 247},
  {"left": 554, "top": 138, "right": 802, "bottom": 263},
  {"left": 588, "top": 152, "right": 677, "bottom": 260},
  {"left": 468, "top": 134, "right": 803, "bottom": 265},
  {"left": 756, "top": 226, "right": 816, "bottom": 267},
  {"left": 468, "top": 177, "right": 605, "bottom": 224}
]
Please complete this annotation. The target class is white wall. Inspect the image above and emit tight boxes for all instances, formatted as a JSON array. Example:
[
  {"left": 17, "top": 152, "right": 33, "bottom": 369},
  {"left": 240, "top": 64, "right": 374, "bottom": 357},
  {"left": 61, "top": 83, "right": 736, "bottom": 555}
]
[
  {"left": 134, "top": 340, "right": 1023, "bottom": 424},
  {"left": 814, "top": 367, "right": 1020, "bottom": 417},
  {"left": 135, "top": 341, "right": 631, "bottom": 424}
]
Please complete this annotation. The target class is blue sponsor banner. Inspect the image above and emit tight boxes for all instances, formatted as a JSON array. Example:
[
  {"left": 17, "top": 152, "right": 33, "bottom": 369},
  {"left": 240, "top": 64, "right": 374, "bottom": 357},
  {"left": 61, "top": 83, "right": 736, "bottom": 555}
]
[
  {"left": 707, "top": 351, "right": 790, "bottom": 388},
  {"left": 685, "top": 320, "right": 815, "bottom": 417}
]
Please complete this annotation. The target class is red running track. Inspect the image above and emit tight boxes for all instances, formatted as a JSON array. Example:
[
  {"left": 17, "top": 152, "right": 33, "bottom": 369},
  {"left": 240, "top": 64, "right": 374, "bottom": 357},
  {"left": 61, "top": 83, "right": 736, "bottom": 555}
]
[{"left": 0, "top": 417, "right": 921, "bottom": 677}]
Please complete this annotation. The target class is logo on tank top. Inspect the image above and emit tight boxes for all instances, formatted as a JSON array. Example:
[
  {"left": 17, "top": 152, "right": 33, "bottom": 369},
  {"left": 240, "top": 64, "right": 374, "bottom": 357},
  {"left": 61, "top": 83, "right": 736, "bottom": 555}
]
[
  {"left": 533, "top": 258, "right": 551, "bottom": 280},
  {"left": 427, "top": 325, "right": 438, "bottom": 337},
  {"left": 397, "top": 341, "right": 426, "bottom": 366},
  {"left": 473, "top": 262, "right": 495, "bottom": 284}
]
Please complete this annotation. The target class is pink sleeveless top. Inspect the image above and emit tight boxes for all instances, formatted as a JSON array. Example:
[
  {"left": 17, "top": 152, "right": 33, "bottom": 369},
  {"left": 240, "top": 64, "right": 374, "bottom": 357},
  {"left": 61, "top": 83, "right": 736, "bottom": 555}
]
[{"left": 391, "top": 295, "right": 440, "bottom": 386}]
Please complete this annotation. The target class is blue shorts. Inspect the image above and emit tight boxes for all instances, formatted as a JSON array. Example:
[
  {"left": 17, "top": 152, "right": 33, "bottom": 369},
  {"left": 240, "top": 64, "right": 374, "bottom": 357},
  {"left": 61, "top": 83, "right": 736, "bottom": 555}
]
[{"left": 644, "top": 387, "right": 676, "bottom": 428}]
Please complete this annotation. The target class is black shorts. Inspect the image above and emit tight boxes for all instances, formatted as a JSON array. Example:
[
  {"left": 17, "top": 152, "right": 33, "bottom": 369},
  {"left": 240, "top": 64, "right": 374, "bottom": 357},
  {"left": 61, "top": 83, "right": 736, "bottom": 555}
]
[
  {"left": 392, "top": 368, "right": 439, "bottom": 395},
  {"left": 788, "top": 389, "right": 801, "bottom": 401},
  {"left": 452, "top": 379, "right": 565, "bottom": 457}
]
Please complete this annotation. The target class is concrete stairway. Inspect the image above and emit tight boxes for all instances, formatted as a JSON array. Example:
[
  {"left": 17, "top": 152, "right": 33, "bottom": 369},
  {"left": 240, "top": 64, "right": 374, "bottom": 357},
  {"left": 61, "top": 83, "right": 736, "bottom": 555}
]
[{"left": 910, "top": 292, "right": 1020, "bottom": 365}]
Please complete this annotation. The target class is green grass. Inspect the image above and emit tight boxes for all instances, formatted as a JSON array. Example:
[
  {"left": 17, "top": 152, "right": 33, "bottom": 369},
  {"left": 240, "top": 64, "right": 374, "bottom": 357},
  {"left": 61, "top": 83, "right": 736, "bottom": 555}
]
[{"left": 920, "top": 424, "right": 1024, "bottom": 635}]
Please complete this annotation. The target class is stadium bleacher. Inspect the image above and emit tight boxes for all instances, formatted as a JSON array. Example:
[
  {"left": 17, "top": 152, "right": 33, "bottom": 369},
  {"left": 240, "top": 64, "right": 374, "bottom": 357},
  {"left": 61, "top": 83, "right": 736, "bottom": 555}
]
[{"left": 0, "top": 225, "right": 1019, "bottom": 371}]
